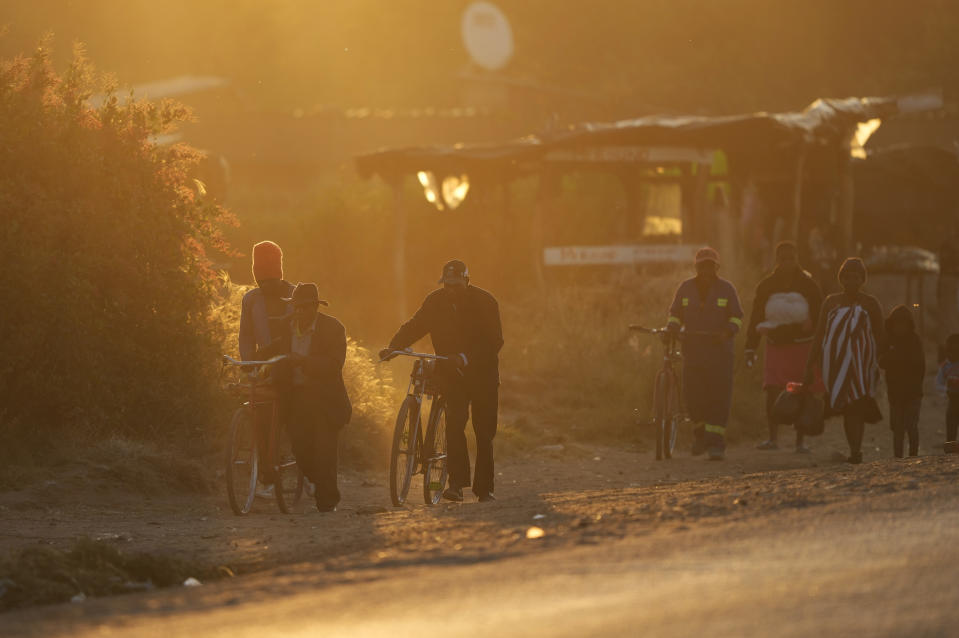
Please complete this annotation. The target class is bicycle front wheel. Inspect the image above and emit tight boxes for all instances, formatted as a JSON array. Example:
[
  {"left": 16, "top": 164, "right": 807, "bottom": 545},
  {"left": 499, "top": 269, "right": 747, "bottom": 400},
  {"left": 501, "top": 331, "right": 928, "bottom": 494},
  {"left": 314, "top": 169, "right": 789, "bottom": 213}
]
[
  {"left": 389, "top": 396, "right": 421, "bottom": 506},
  {"left": 226, "top": 407, "right": 258, "bottom": 515},
  {"left": 653, "top": 370, "right": 683, "bottom": 460},
  {"left": 422, "top": 399, "right": 449, "bottom": 505}
]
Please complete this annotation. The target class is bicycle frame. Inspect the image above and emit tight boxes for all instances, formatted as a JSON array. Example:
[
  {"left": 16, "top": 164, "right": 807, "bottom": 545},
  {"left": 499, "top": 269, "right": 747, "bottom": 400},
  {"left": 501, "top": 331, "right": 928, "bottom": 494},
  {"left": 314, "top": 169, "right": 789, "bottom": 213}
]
[{"left": 223, "top": 355, "right": 289, "bottom": 477}]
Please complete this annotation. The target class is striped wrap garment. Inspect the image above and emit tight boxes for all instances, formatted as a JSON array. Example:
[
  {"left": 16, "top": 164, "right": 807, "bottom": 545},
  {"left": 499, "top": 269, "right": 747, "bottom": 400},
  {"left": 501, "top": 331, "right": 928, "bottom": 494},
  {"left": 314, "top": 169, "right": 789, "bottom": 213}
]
[{"left": 821, "top": 304, "right": 880, "bottom": 411}]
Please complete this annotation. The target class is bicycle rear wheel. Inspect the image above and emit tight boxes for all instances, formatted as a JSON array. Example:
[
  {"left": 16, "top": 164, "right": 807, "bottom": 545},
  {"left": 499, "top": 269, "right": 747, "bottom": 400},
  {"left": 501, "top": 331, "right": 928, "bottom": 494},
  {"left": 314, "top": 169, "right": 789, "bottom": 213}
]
[
  {"left": 272, "top": 419, "right": 304, "bottom": 514},
  {"left": 422, "top": 399, "right": 449, "bottom": 505},
  {"left": 226, "top": 407, "right": 257, "bottom": 515},
  {"left": 389, "top": 396, "right": 420, "bottom": 506}
]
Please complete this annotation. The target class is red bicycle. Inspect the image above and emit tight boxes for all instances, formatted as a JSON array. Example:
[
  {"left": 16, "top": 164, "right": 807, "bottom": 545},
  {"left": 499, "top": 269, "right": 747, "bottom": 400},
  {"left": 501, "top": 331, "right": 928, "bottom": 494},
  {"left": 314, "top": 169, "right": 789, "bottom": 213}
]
[{"left": 222, "top": 355, "right": 304, "bottom": 515}]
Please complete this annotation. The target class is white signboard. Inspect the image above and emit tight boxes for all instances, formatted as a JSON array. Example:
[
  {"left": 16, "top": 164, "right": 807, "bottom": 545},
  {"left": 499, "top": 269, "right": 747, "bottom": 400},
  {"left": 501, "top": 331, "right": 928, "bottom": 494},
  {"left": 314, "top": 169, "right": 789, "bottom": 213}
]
[{"left": 544, "top": 244, "right": 698, "bottom": 266}]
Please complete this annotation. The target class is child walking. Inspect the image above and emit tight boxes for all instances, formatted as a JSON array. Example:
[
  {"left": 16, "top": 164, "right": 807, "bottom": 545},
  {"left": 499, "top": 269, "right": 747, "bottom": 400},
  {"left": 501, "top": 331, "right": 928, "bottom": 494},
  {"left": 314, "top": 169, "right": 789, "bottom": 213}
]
[
  {"left": 935, "top": 334, "right": 959, "bottom": 445},
  {"left": 879, "top": 306, "right": 925, "bottom": 457}
]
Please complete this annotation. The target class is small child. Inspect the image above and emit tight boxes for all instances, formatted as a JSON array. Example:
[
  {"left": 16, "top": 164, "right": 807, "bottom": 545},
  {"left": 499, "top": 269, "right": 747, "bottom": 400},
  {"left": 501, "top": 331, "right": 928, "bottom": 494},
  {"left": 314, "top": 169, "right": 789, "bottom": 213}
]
[
  {"left": 934, "top": 333, "right": 959, "bottom": 445},
  {"left": 880, "top": 306, "right": 925, "bottom": 457}
]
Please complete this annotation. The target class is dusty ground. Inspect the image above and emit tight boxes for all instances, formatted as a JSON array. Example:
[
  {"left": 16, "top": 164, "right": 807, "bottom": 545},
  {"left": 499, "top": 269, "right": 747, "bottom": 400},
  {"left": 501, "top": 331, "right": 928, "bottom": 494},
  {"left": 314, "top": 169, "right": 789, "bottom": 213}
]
[{"left": 1, "top": 392, "right": 958, "bottom": 636}]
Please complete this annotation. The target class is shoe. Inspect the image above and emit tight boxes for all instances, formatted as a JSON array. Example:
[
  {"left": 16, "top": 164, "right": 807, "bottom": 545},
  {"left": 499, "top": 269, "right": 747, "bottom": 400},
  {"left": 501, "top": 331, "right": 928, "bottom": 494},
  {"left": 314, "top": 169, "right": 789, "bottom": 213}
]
[
  {"left": 707, "top": 447, "right": 725, "bottom": 461},
  {"left": 442, "top": 487, "right": 464, "bottom": 502},
  {"left": 846, "top": 452, "right": 863, "bottom": 464},
  {"left": 794, "top": 445, "right": 812, "bottom": 454},
  {"left": 316, "top": 504, "right": 337, "bottom": 513},
  {"left": 757, "top": 440, "right": 778, "bottom": 450},
  {"left": 692, "top": 437, "right": 706, "bottom": 456},
  {"left": 477, "top": 493, "right": 496, "bottom": 503},
  {"left": 255, "top": 484, "right": 275, "bottom": 499}
]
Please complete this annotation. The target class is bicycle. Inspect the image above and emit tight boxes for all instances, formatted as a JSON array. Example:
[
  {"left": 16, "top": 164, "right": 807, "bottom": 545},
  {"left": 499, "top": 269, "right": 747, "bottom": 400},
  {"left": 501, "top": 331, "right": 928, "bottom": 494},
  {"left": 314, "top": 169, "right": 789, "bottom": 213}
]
[
  {"left": 629, "top": 325, "right": 688, "bottom": 460},
  {"left": 380, "top": 350, "right": 450, "bottom": 506},
  {"left": 222, "top": 355, "right": 304, "bottom": 515}
]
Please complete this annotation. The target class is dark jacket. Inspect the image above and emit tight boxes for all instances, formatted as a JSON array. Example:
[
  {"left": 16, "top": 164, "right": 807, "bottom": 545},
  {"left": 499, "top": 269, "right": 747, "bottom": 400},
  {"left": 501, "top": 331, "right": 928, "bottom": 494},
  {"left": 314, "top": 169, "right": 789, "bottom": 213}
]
[
  {"left": 879, "top": 305, "right": 925, "bottom": 402},
  {"left": 388, "top": 285, "right": 504, "bottom": 384},
  {"left": 258, "top": 312, "right": 352, "bottom": 427},
  {"left": 745, "top": 267, "right": 823, "bottom": 351},
  {"left": 668, "top": 276, "right": 744, "bottom": 361}
]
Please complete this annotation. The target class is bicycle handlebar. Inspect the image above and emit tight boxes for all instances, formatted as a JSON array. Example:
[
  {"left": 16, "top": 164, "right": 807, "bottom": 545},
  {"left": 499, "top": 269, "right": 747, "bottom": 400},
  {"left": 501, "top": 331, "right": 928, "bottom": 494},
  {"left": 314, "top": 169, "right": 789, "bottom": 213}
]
[
  {"left": 378, "top": 349, "right": 449, "bottom": 363},
  {"left": 222, "top": 354, "right": 287, "bottom": 368},
  {"left": 629, "top": 325, "right": 728, "bottom": 338}
]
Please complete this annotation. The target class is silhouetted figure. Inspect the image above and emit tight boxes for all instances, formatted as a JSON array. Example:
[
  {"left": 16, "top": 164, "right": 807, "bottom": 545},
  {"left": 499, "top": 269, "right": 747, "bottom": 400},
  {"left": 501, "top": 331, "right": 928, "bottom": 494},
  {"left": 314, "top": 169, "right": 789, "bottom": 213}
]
[
  {"left": 238, "top": 240, "right": 294, "bottom": 487},
  {"left": 935, "top": 334, "right": 959, "bottom": 446},
  {"left": 381, "top": 260, "right": 503, "bottom": 502},
  {"left": 880, "top": 306, "right": 925, "bottom": 458},
  {"left": 805, "top": 258, "right": 885, "bottom": 464},
  {"left": 667, "top": 247, "right": 744, "bottom": 461},
  {"left": 745, "top": 241, "right": 823, "bottom": 453},
  {"left": 258, "top": 283, "right": 352, "bottom": 512}
]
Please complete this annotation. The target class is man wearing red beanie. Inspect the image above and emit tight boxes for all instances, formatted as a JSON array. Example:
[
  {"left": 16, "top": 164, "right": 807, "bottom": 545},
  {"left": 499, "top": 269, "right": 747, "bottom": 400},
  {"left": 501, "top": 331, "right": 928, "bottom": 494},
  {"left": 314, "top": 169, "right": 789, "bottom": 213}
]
[
  {"left": 238, "top": 241, "right": 295, "bottom": 494},
  {"left": 240, "top": 241, "right": 293, "bottom": 359}
]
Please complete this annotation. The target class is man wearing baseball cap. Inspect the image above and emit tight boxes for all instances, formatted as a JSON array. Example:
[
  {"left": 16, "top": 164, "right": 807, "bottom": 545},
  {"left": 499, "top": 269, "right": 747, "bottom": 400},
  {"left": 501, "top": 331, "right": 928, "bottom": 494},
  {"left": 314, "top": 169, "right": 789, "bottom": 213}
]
[
  {"left": 380, "top": 260, "right": 504, "bottom": 502},
  {"left": 667, "top": 247, "right": 744, "bottom": 459}
]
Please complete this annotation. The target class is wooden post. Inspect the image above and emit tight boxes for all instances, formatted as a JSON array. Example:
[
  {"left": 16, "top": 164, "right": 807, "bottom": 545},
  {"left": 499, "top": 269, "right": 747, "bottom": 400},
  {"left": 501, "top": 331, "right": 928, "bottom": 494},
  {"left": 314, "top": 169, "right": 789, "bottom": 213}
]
[
  {"left": 390, "top": 175, "right": 408, "bottom": 321},
  {"left": 693, "top": 161, "right": 710, "bottom": 242},
  {"left": 787, "top": 147, "right": 807, "bottom": 241},
  {"left": 838, "top": 153, "right": 855, "bottom": 256},
  {"left": 532, "top": 170, "right": 554, "bottom": 288}
]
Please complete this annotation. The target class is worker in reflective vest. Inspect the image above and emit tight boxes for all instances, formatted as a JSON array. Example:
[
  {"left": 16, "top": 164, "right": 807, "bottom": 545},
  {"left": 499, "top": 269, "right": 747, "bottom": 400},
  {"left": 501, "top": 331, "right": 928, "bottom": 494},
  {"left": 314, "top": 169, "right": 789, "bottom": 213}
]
[{"left": 667, "top": 247, "right": 744, "bottom": 460}]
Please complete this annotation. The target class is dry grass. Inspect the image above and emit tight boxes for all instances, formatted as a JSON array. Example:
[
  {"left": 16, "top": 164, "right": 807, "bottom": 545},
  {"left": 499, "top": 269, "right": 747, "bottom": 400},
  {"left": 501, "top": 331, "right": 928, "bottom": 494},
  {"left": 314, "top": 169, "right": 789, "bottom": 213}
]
[
  {"left": 499, "top": 266, "right": 767, "bottom": 450},
  {"left": 0, "top": 537, "right": 220, "bottom": 611}
]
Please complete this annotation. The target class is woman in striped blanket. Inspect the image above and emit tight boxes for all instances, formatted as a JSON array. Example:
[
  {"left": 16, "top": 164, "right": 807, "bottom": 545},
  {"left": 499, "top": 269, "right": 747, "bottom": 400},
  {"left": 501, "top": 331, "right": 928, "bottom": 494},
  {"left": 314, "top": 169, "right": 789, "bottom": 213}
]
[{"left": 804, "top": 258, "right": 885, "bottom": 464}]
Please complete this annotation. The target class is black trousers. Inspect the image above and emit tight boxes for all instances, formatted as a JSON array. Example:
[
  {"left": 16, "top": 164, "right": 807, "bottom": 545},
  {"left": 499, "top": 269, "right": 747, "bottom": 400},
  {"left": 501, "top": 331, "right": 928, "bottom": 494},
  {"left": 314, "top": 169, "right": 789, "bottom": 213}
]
[
  {"left": 289, "top": 391, "right": 341, "bottom": 509},
  {"left": 947, "top": 395, "right": 959, "bottom": 442},
  {"left": 888, "top": 398, "right": 920, "bottom": 457},
  {"left": 445, "top": 379, "right": 499, "bottom": 497}
]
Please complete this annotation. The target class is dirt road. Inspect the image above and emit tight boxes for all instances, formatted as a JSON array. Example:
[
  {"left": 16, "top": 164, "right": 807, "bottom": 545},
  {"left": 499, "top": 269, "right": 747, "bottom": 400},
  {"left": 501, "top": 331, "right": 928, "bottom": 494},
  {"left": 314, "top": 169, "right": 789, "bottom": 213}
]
[{"left": 2, "top": 396, "right": 959, "bottom": 636}]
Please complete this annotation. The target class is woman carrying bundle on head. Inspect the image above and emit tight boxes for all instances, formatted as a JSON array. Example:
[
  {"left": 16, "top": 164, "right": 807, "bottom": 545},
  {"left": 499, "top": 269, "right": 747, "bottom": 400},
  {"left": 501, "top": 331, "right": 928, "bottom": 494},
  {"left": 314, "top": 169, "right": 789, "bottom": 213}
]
[{"left": 804, "top": 258, "right": 885, "bottom": 464}]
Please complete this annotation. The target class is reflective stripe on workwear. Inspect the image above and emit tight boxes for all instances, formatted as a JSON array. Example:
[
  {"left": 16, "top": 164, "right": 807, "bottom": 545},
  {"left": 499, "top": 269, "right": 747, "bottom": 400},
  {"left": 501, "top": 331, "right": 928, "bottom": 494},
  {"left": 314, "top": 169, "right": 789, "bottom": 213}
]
[
  {"left": 729, "top": 317, "right": 743, "bottom": 328},
  {"left": 705, "top": 424, "right": 726, "bottom": 435},
  {"left": 668, "top": 316, "right": 682, "bottom": 325}
]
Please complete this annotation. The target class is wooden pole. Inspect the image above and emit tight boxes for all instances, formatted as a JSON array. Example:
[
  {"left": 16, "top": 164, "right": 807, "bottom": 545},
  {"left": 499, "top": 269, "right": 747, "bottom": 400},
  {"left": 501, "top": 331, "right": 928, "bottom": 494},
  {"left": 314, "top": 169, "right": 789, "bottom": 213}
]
[
  {"left": 390, "top": 175, "right": 408, "bottom": 321},
  {"left": 788, "top": 147, "right": 807, "bottom": 241},
  {"left": 838, "top": 153, "right": 855, "bottom": 256},
  {"left": 532, "top": 171, "right": 553, "bottom": 288}
]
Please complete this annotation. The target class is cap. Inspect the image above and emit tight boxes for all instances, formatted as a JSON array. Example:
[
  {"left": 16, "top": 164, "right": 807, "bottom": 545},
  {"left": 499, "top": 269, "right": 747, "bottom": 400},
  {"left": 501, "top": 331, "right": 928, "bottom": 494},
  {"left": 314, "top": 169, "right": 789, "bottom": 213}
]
[
  {"left": 438, "top": 259, "right": 470, "bottom": 284},
  {"left": 695, "top": 247, "right": 720, "bottom": 265},
  {"left": 283, "top": 282, "right": 329, "bottom": 307}
]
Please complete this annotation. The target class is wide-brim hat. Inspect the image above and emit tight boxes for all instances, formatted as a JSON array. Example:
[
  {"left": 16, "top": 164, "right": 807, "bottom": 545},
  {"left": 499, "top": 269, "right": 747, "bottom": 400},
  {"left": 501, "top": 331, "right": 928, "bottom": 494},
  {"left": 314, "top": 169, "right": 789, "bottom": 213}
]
[{"left": 282, "top": 282, "right": 329, "bottom": 307}]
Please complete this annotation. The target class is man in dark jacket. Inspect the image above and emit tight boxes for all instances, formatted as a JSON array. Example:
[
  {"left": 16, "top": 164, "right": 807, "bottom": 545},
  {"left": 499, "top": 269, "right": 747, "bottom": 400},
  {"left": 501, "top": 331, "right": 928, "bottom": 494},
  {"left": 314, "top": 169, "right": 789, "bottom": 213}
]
[
  {"left": 744, "top": 241, "right": 824, "bottom": 452},
  {"left": 380, "top": 260, "right": 504, "bottom": 502},
  {"left": 258, "top": 283, "right": 352, "bottom": 512}
]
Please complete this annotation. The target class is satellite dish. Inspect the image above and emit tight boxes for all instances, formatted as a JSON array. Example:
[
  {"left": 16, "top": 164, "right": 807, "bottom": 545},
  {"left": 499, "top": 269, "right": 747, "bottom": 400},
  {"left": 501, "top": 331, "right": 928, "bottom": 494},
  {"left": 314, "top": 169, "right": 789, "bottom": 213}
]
[{"left": 461, "top": 2, "right": 514, "bottom": 71}]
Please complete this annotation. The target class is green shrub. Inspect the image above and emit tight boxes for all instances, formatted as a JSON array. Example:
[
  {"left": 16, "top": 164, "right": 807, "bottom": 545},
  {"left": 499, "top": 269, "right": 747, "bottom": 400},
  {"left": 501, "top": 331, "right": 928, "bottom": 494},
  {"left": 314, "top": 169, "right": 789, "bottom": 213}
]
[{"left": 0, "top": 42, "right": 234, "bottom": 459}]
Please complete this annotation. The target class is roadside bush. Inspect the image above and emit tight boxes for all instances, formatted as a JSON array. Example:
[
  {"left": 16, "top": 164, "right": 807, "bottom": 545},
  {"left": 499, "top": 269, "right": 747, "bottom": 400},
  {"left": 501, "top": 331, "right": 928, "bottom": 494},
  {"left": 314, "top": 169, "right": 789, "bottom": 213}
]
[{"left": 0, "top": 42, "right": 234, "bottom": 460}]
